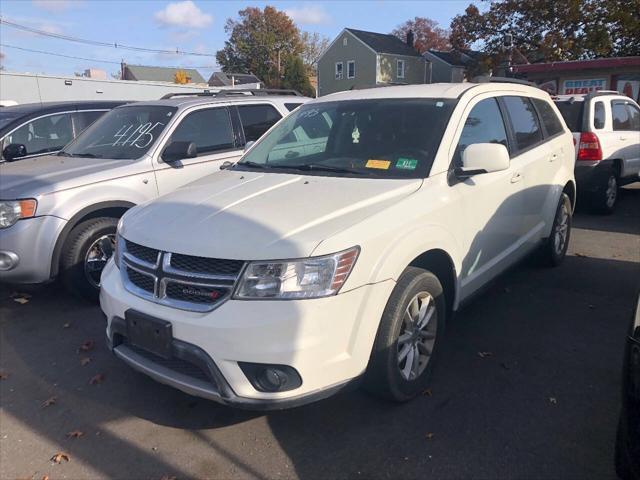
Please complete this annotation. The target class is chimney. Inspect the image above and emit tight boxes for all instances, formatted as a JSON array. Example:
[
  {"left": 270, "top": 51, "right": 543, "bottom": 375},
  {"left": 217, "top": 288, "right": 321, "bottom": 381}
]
[{"left": 406, "top": 29, "right": 415, "bottom": 48}]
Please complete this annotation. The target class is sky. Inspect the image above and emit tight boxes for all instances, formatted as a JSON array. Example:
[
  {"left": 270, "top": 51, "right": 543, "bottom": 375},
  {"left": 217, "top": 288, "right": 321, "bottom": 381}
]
[{"left": 0, "top": 0, "right": 475, "bottom": 80}]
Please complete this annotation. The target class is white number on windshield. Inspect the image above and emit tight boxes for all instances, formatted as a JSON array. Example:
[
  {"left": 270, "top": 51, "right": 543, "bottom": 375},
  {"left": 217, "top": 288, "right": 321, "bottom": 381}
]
[{"left": 112, "top": 122, "right": 164, "bottom": 149}]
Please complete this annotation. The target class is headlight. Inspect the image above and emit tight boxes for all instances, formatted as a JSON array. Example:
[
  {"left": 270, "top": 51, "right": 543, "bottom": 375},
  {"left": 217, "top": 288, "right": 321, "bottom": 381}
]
[
  {"left": 235, "top": 247, "right": 359, "bottom": 299},
  {"left": 113, "top": 218, "right": 125, "bottom": 270},
  {"left": 0, "top": 200, "right": 37, "bottom": 229}
]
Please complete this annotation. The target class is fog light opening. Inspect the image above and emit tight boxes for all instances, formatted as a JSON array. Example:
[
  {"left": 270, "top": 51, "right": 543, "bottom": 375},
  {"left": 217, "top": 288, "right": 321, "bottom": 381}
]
[
  {"left": 0, "top": 251, "right": 19, "bottom": 271},
  {"left": 238, "top": 362, "right": 302, "bottom": 393}
]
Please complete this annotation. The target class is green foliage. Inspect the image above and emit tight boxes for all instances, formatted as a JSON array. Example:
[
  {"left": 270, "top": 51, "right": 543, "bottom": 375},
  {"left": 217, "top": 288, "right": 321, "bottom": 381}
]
[
  {"left": 282, "top": 55, "right": 315, "bottom": 97},
  {"left": 216, "top": 6, "right": 302, "bottom": 87},
  {"left": 450, "top": 0, "right": 640, "bottom": 65}
]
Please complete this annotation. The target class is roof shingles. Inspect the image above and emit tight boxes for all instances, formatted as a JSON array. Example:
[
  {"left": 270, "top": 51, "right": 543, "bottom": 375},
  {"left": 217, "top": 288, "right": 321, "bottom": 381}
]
[
  {"left": 345, "top": 28, "right": 421, "bottom": 57},
  {"left": 124, "top": 65, "right": 205, "bottom": 84}
]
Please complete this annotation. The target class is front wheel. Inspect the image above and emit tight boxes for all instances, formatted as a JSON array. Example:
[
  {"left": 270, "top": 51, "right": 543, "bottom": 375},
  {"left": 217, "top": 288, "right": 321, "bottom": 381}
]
[
  {"left": 541, "top": 192, "right": 572, "bottom": 267},
  {"left": 60, "top": 217, "right": 118, "bottom": 301},
  {"left": 364, "top": 267, "right": 445, "bottom": 402}
]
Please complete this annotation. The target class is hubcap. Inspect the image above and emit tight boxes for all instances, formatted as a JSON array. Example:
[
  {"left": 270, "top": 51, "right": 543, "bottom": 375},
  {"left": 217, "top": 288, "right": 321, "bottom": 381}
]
[
  {"left": 397, "top": 292, "right": 438, "bottom": 381},
  {"left": 553, "top": 201, "right": 570, "bottom": 255},
  {"left": 84, "top": 234, "right": 115, "bottom": 288},
  {"left": 605, "top": 175, "right": 617, "bottom": 208}
]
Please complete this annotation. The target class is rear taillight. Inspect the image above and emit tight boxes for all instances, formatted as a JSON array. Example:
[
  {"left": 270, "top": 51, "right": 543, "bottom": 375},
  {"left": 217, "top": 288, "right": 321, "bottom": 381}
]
[{"left": 577, "top": 132, "right": 602, "bottom": 161}]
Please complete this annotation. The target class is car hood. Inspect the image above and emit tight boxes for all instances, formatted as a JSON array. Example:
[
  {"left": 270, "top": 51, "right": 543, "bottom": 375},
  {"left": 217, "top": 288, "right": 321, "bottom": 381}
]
[
  {"left": 0, "top": 155, "right": 146, "bottom": 198},
  {"left": 121, "top": 170, "right": 422, "bottom": 260}
]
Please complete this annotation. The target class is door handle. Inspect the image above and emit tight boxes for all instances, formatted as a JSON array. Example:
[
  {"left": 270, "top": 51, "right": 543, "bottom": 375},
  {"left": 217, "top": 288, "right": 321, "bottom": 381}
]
[{"left": 510, "top": 172, "right": 522, "bottom": 183}]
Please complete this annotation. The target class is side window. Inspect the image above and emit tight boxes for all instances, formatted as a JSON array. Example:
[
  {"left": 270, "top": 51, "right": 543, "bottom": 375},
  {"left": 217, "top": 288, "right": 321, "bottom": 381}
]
[
  {"left": 454, "top": 98, "right": 508, "bottom": 165},
  {"left": 612, "top": 101, "right": 631, "bottom": 130},
  {"left": 593, "top": 101, "right": 605, "bottom": 129},
  {"left": 73, "top": 111, "right": 105, "bottom": 136},
  {"left": 168, "top": 108, "right": 234, "bottom": 156},
  {"left": 503, "top": 96, "right": 543, "bottom": 152},
  {"left": 237, "top": 104, "right": 282, "bottom": 142},
  {"left": 625, "top": 103, "right": 640, "bottom": 131},
  {"left": 4, "top": 113, "right": 74, "bottom": 158},
  {"left": 532, "top": 98, "right": 564, "bottom": 137}
]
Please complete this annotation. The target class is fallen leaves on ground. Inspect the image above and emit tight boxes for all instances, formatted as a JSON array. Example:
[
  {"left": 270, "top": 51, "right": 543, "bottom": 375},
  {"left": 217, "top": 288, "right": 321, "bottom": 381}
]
[
  {"left": 89, "top": 373, "right": 105, "bottom": 385},
  {"left": 66, "top": 430, "right": 84, "bottom": 439},
  {"left": 50, "top": 452, "right": 70, "bottom": 464},
  {"left": 575, "top": 253, "right": 589, "bottom": 258},
  {"left": 63, "top": 322, "right": 71, "bottom": 329},
  {"left": 42, "top": 475, "right": 50, "bottom": 480},
  {"left": 421, "top": 389, "right": 433, "bottom": 397},
  {"left": 478, "top": 351, "right": 494, "bottom": 358},
  {"left": 426, "top": 432, "right": 434, "bottom": 439},
  {"left": 80, "top": 357, "right": 91, "bottom": 367},
  {"left": 41, "top": 396, "right": 57, "bottom": 408},
  {"left": 549, "top": 397, "right": 557, "bottom": 405},
  {"left": 0, "top": 371, "right": 9, "bottom": 380},
  {"left": 78, "top": 340, "right": 95, "bottom": 353},
  {"left": 13, "top": 297, "right": 30, "bottom": 305}
]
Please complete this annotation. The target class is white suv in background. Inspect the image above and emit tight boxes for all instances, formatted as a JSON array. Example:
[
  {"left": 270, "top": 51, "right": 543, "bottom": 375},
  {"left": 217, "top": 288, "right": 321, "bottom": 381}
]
[
  {"left": 101, "top": 81, "right": 576, "bottom": 409},
  {"left": 554, "top": 91, "right": 640, "bottom": 213}
]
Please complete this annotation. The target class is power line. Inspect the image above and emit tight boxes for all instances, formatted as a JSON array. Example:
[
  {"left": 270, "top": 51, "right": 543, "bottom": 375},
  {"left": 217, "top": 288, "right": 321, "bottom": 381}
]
[
  {"left": 0, "top": 17, "right": 217, "bottom": 57},
  {"left": 0, "top": 43, "right": 216, "bottom": 69}
]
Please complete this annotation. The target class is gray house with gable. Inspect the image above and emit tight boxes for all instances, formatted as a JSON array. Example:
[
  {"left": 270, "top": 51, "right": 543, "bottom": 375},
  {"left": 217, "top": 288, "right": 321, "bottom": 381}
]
[{"left": 317, "top": 28, "right": 427, "bottom": 97}]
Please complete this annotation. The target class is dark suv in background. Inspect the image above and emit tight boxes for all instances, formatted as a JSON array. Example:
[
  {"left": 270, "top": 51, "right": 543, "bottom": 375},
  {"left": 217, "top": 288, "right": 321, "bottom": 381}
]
[{"left": 1, "top": 101, "right": 126, "bottom": 162}]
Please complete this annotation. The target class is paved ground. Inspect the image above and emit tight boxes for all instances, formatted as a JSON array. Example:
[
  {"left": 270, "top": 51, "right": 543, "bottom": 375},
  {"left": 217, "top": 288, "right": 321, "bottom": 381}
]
[{"left": 1, "top": 186, "right": 639, "bottom": 480}]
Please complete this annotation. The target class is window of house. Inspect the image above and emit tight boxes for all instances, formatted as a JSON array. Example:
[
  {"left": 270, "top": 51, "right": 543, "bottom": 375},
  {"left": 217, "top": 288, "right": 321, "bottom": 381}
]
[
  {"left": 397, "top": 59, "right": 405, "bottom": 79},
  {"left": 237, "top": 104, "right": 282, "bottom": 142},
  {"left": 343, "top": 37, "right": 348, "bottom": 46},
  {"left": 335, "top": 62, "right": 343, "bottom": 80},
  {"left": 502, "top": 96, "right": 543, "bottom": 153},
  {"left": 454, "top": 98, "right": 508, "bottom": 166},
  {"left": 593, "top": 101, "right": 605, "bottom": 129},
  {"left": 531, "top": 98, "right": 564, "bottom": 137},
  {"left": 347, "top": 61, "right": 355, "bottom": 79},
  {"left": 168, "top": 107, "right": 234, "bottom": 156}
]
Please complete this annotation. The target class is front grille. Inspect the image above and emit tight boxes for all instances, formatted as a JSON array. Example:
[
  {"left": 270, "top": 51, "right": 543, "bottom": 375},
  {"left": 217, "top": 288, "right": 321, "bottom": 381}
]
[
  {"left": 126, "top": 343, "right": 212, "bottom": 384},
  {"left": 170, "top": 254, "right": 243, "bottom": 276},
  {"left": 121, "top": 237, "right": 244, "bottom": 312},
  {"left": 126, "top": 266, "right": 155, "bottom": 293},
  {"left": 125, "top": 240, "right": 159, "bottom": 265},
  {"left": 165, "top": 282, "right": 229, "bottom": 304}
]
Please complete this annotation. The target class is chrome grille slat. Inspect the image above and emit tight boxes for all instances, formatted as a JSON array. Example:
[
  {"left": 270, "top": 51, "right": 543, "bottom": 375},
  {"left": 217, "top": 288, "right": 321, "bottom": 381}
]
[{"left": 120, "top": 239, "right": 244, "bottom": 312}]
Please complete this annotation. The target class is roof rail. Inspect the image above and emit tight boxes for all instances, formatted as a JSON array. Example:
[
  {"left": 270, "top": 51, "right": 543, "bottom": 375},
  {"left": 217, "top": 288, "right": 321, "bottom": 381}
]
[
  {"left": 472, "top": 76, "right": 536, "bottom": 87},
  {"left": 160, "top": 88, "right": 303, "bottom": 100},
  {"left": 585, "top": 90, "right": 620, "bottom": 100}
]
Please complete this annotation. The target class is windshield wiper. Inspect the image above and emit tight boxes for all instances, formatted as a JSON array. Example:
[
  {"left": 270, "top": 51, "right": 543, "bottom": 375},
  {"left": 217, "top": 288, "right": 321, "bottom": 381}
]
[
  {"left": 270, "top": 163, "right": 362, "bottom": 175},
  {"left": 233, "top": 161, "right": 267, "bottom": 169},
  {"left": 58, "top": 151, "right": 102, "bottom": 158}
]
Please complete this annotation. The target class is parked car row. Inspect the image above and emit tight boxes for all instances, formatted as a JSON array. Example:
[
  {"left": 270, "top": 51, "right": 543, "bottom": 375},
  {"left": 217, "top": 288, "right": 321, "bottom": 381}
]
[{"left": 1, "top": 80, "right": 638, "bottom": 478}]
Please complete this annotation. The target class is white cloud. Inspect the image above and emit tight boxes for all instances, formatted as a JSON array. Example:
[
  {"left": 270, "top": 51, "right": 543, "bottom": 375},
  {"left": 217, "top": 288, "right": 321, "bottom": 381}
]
[
  {"left": 155, "top": 1, "right": 212, "bottom": 29},
  {"left": 32, "top": 0, "right": 78, "bottom": 13},
  {"left": 285, "top": 5, "right": 331, "bottom": 25}
]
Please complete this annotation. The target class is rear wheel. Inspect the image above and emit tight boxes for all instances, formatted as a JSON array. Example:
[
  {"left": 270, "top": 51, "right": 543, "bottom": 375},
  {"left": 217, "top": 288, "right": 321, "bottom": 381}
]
[
  {"left": 60, "top": 217, "right": 118, "bottom": 301},
  {"left": 541, "top": 193, "right": 572, "bottom": 267},
  {"left": 364, "top": 267, "right": 445, "bottom": 402},
  {"left": 590, "top": 169, "right": 618, "bottom": 214}
]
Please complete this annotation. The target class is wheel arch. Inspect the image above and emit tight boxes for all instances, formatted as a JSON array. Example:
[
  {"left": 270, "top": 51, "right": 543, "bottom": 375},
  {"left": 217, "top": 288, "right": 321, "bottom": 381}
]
[
  {"left": 408, "top": 248, "right": 457, "bottom": 317},
  {"left": 50, "top": 201, "right": 135, "bottom": 279},
  {"left": 563, "top": 180, "right": 577, "bottom": 212}
]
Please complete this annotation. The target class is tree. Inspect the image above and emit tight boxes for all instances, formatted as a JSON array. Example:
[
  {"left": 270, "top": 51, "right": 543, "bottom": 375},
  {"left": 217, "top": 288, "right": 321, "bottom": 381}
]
[
  {"left": 300, "top": 31, "right": 330, "bottom": 75},
  {"left": 282, "top": 55, "right": 314, "bottom": 97},
  {"left": 174, "top": 70, "right": 189, "bottom": 84},
  {"left": 450, "top": 0, "right": 640, "bottom": 65},
  {"left": 216, "top": 6, "right": 302, "bottom": 88},
  {"left": 391, "top": 17, "right": 450, "bottom": 54}
]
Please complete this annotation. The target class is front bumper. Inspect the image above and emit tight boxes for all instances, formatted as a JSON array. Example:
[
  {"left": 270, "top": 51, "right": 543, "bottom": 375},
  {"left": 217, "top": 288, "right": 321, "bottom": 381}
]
[
  {"left": 0, "top": 216, "right": 66, "bottom": 283},
  {"left": 100, "top": 259, "right": 395, "bottom": 409}
]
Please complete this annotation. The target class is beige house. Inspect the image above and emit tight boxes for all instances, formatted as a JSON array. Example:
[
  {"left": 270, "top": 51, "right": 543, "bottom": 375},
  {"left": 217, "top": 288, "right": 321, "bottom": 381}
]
[{"left": 317, "top": 28, "right": 427, "bottom": 97}]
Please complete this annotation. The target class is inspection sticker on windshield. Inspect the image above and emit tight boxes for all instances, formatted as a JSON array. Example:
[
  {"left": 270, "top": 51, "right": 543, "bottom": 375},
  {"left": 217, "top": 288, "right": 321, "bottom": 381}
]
[
  {"left": 366, "top": 159, "right": 391, "bottom": 170},
  {"left": 396, "top": 158, "right": 418, "bottom": 170}
]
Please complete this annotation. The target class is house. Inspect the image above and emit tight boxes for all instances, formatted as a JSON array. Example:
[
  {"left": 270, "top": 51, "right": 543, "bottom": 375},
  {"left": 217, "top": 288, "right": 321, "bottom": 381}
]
[
  {"left": 317, "top": 28, "right": 426, "bottom": 96},
  {"left": 511, "top": 56, "right": 640, "bottom": 101},
  {"left": 121, "top": 64, "right": 206, "bottom": 84},
  {"left": 208, "top": 72, "right": 262, "bottom": 88},
  {"left": 423, "top": 49, "right": 484, "bottom": 83}
]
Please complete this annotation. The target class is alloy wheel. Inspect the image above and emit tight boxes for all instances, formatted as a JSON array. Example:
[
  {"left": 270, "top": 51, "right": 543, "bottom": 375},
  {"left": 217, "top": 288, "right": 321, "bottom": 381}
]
[
  {"left": 397, "top": 292, "right": 438, "bottom": 381},
  {"left": 84, "top": 234, "right": 116, "bottom": 288},
  {"left": 553, "top": 200, "right": 570, "bottom": 255},
  {"left": 605, "top": 175, "right": 617, "bottom": 209}
]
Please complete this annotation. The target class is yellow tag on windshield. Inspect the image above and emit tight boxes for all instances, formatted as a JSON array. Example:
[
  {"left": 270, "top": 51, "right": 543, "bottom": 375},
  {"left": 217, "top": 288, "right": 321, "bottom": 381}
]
[{"left": 366, "top": 159, "right": 391, "bottom": 170}]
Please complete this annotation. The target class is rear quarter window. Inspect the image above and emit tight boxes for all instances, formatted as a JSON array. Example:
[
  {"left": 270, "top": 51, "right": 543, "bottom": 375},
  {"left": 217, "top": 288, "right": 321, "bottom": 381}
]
[
  {"left": 532, "top": 98, "right": 564, "bottom": 137},
  {"left": 554, "top": 100, "right": 584, "bottom": 132},
  {"left": 502, "top": 96, "right": 543, "bottom": 152}
]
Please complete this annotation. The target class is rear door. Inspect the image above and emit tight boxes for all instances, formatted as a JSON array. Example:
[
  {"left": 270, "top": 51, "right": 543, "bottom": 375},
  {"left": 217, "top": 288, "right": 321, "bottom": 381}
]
[{"left": 154, "top": 106, "right": 242, "bottom": 195}]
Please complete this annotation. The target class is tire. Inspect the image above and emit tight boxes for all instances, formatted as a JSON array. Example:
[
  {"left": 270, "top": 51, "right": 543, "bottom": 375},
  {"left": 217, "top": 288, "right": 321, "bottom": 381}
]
[
  {"left": 60, "top": 217, "right": 118, "bottom": 301},
  {"left": 541, "top": 192, "right": 572, "bottom": 267},
  {"left": 364, "top": 267, "right": 446, "bottom": 402},
  {"left": 590, "top": 168, "right": 618, "bottom": 215}
]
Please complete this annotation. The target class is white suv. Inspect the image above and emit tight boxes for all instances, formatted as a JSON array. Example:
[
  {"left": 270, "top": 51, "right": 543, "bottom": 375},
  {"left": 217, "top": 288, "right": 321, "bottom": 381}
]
[
  {"left": 101, "top": 82, "right": 576, "bottom": 409},
  {"left": 554, "top": 91, "right": 640, "bottom": 213}
]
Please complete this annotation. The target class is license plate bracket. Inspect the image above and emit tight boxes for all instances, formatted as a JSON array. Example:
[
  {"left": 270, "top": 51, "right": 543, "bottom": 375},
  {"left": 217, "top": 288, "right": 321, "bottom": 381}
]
[{"left": 125, "top": 310, "right": 173, "bottom": 359}]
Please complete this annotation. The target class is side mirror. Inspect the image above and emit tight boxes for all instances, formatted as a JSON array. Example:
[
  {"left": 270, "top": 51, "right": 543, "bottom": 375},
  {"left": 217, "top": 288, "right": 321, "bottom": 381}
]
[
  {"left": 2, "top": 143, "right": 27, "bottom": 162},
  {"left": 456, "top": 143, "right": 510, "bottom": 178},
  {"left": 244, "top": 140, "right": 255, "bottom": 152},
  {"left": 220, "top": 161, "right": 234, "bottom": 170},
  {"left": 163, "top": 141, "right": 197, "bottom": 163}
]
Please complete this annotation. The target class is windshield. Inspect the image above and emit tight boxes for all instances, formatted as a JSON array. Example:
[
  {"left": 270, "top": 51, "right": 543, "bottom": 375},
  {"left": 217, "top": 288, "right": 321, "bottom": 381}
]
[
  {"left": 61, "top": 105, "right": 177, "bottom": 159},
  {"left": 0, "top": 112, "right": 22, "bottom": 130},
  {"left": 235, "top": 98, "right": 457, "bottom": 178}
]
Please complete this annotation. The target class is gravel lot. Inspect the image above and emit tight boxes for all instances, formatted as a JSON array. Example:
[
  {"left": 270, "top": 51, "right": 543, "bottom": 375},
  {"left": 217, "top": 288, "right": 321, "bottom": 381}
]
[{"left": 1, "top": 185, "right": 639, "bottom": 480}]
